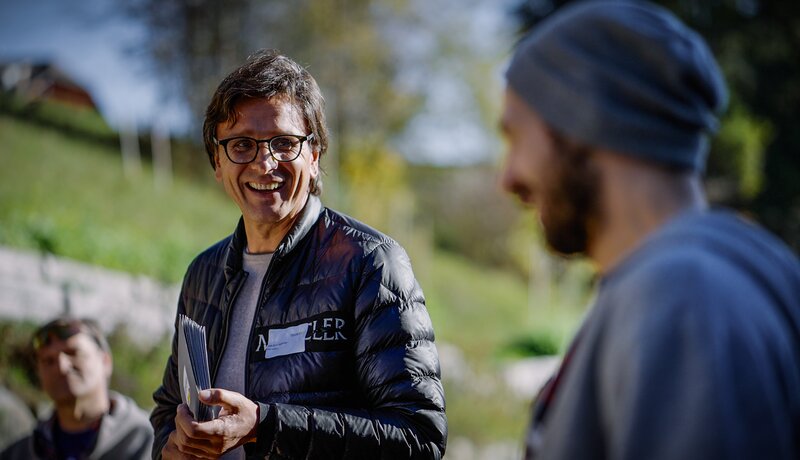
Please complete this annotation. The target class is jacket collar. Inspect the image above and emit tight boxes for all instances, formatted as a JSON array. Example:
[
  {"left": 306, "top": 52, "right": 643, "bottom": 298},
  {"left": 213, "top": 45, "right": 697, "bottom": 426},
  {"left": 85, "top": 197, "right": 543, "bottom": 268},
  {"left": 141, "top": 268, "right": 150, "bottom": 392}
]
[{"left": 224, "top": 194, "right": 323, "bottom": 278}]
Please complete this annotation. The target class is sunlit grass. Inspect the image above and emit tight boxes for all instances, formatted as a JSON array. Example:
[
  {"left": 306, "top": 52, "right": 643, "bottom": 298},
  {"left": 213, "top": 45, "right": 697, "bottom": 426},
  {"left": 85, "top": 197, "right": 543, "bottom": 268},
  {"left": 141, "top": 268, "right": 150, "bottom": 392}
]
[
  {"left": 421, "top": 250, "right": 589, "bottom": 443},
  {"left": 0, "top": 114, "right": 239, "bottom": 282},
  {"left": 424, "top": 250, "right": 589, "bottom": 368}
]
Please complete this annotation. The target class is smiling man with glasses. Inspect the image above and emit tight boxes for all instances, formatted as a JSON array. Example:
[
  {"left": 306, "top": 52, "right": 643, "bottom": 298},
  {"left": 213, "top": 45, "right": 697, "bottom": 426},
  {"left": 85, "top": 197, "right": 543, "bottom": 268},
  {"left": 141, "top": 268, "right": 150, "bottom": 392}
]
[{"left": 150, "top": 50, "right": 447, "bottom": 460}]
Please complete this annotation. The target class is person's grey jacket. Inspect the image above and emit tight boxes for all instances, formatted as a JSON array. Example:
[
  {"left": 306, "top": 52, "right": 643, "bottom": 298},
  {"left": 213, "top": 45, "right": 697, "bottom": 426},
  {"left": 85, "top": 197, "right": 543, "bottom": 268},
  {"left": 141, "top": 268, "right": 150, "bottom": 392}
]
[
  {"left": 1, "top": 391, "right": 153, "bottom": 460},
  {"left": 527, "top": 211, "right": 800, "bottom": 459},
  {"left": 150, "top": 195, "right": 447, "bottom": 459}
]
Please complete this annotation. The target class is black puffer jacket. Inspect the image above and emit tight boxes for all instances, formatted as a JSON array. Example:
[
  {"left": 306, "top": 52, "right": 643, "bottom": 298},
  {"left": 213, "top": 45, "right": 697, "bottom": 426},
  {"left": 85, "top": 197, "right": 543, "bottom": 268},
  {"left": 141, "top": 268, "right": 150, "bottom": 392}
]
[{"left": 151, "top": 195, "right": 447, "bottom": 459}]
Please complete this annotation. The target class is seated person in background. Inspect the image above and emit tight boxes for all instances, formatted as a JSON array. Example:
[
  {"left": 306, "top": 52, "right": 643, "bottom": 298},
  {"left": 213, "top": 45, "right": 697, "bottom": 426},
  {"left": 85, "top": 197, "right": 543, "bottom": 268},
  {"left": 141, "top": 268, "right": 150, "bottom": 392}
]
[{"left": 1, "top": 316, "right": 153, "bottom": 460}]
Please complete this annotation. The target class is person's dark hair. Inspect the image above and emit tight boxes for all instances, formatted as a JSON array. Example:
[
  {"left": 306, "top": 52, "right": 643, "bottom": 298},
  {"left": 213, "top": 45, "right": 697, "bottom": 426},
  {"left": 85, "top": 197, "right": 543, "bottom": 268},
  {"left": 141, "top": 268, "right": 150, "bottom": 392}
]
[
  {"left": 203, "top": 49, "right": 329, "bottom": 195},
  {"left": 32, "top": 316, "right": 111, "bottom": 354}
]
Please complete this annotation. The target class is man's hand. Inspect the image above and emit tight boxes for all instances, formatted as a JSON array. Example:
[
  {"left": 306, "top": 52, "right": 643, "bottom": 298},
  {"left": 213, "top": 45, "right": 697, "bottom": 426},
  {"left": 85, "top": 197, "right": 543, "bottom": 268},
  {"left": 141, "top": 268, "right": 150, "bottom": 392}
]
[{"left": 161, "top": 389, "right": 260, "bottom": 459}]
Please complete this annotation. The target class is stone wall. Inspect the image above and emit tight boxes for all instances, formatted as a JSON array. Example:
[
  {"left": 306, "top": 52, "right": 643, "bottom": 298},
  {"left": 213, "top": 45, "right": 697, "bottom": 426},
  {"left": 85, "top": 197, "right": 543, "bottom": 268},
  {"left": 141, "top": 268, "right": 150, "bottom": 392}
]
[{"left": 0, "top": 246, "right": 178, "bottom": 346}]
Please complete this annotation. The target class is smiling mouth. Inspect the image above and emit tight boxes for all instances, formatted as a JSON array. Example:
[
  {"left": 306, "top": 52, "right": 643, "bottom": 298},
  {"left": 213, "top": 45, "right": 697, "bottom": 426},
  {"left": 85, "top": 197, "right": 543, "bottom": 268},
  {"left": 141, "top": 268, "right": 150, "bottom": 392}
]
[{"left": 247, "top": 181, "right": 283, "bottom": 191}]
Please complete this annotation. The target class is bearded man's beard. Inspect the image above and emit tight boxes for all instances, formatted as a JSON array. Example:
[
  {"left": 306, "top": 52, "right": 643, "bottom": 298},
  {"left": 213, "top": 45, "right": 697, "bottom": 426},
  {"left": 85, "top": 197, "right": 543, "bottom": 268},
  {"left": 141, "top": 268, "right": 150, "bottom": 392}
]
[{"left": 540, "top": 131, "right": 601, "bottom": 256}]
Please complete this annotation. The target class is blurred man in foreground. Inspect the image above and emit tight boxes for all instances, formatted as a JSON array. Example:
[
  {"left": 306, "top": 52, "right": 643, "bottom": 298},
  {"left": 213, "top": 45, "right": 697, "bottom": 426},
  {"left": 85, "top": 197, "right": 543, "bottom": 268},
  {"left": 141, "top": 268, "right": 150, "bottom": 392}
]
[
  {"left": 150, "top": 50, "right": 446, "bottom": 459},
  {"left": 500, "top": 1, "right": 800, "bottom": 459},
  {"left": 1, "top": 316, "right": 153, "bottom": 460}
]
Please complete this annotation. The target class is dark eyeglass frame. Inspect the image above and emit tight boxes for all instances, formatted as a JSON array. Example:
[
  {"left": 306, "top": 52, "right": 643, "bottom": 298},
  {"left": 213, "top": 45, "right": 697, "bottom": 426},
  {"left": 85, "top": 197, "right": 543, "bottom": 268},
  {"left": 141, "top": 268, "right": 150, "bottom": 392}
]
[{"left": 213, "top": 133, "right": 315, "bottom": 164}]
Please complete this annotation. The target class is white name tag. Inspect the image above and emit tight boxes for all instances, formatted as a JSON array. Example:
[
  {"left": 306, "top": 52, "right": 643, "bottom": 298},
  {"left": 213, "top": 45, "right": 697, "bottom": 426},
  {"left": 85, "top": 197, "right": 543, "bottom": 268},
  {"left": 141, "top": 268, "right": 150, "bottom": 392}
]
[{"left": 265, "top": 323, "right": 309, "bottom": 359}]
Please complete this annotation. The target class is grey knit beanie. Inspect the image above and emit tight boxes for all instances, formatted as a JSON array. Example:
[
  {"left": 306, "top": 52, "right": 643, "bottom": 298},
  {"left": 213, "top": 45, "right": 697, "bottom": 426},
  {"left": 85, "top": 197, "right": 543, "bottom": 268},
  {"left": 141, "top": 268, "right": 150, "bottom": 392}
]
[{"left": 506, "top": 0, "right": 728, "bottom": 171}]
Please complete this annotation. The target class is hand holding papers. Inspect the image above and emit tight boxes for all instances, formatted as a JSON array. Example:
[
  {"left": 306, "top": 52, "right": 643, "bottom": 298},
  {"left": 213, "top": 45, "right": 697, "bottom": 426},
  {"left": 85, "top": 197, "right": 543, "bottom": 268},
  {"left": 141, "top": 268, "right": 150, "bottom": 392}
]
[{"left": 177, "top": 314, "right": 219, "bottom": 422}]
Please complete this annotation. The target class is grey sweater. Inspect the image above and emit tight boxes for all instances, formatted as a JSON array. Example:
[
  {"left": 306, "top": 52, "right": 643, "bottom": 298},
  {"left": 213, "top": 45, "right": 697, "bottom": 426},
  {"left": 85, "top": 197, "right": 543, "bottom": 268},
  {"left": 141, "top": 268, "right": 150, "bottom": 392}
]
[
  {"left": 527, "top": 210, "right": 800, "bottom": 459},
  {"left": 1, "top": 391, "right": 153, "bottom": 460}
]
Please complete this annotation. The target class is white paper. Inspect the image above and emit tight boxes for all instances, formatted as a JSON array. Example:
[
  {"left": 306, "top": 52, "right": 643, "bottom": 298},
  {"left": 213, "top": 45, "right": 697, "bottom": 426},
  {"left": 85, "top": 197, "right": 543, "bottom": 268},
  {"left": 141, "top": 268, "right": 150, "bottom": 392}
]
[{"left": 265, "top": 323, "right": 309, "bottom": 359}]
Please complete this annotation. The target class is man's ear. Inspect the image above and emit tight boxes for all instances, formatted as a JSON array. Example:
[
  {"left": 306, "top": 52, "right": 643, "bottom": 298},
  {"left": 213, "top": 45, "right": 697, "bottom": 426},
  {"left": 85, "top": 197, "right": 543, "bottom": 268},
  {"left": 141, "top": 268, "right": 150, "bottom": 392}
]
[
  {"left": 103, "top": 351, "right": 113, "bottom": 380},
  {"left": 309, "top": 148, "right": 320, "bottom": 178},
  {"left": 214, "top": 154, "right": 223, "bottom": 182}
]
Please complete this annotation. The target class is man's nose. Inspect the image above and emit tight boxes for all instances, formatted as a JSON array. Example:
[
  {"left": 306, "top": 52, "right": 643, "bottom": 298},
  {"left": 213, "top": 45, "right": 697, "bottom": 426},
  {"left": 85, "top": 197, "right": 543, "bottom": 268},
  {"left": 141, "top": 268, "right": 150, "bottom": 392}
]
[
  {"left": 499, "top": 160, "right": 515, "bottom": 193},
  {"left": 57, "top": 353, "right": 72, "bottom": 373},
  {"left": 252, "top": 145, "right": 279, "bottom": 170}
]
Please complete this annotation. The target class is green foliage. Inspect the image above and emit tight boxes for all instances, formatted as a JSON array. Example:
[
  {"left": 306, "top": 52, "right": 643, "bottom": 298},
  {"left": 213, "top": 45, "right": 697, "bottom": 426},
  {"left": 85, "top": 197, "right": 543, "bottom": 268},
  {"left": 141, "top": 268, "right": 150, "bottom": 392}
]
[
  {"left": 338, "top": 143, "right": 415, "bottom": 234},
  {"left": 106, "top": 328, "right": 172, "bottom": 411},
  {"left": 408, "top": 164, "right": 524, "bottom": 271},
  {"left": 418, "top": 250, "right": 586, "bottom": 444},
  {"left": 422, "top": 250, "right": 587, "bottom": 368},
  {"left": 0, "top": 321, "right": 39, "bottom": 409},
  {"left": 442, "top": 379, "right": 530, "bottom": 445},
  {"left": 711, "top": 102, "right": 773, "bottom": 199},
  {"left": 0, "top": 114, "right": 239, "bottom": 283},
  {"left": 503, "top": 332, "right": 560, "bottom": 358}
]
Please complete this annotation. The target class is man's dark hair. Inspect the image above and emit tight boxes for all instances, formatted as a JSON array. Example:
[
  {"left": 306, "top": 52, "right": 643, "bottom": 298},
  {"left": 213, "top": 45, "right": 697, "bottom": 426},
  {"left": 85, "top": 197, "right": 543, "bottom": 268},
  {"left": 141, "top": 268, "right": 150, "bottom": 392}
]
[
  {"left": 32, "top": 316, "right": 111, "bottom": 354},
  {"left": 202, "top": 49, "right": 329, "bottom": 195}
]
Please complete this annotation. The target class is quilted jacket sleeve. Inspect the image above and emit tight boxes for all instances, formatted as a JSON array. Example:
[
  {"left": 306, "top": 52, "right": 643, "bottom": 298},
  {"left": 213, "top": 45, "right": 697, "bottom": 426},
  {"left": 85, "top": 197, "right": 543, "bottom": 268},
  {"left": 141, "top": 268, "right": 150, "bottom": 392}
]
[{"left": 248, "top": 241, "right": 447, "bottom": 459}]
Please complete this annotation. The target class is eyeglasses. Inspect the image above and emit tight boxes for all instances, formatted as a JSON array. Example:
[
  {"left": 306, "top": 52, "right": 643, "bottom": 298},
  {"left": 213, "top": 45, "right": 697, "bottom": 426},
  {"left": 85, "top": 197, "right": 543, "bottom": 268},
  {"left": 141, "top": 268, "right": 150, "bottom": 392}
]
[{"left": 213, "top": 133, "right": 315, "bottom": 164}]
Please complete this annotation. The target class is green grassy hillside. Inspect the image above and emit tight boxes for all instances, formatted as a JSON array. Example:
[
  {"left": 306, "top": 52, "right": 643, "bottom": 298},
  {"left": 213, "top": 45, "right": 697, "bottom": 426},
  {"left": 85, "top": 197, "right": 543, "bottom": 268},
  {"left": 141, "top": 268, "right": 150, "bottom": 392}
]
[{"left": 0, "top": 114, "right": 239, "bottom": 282}]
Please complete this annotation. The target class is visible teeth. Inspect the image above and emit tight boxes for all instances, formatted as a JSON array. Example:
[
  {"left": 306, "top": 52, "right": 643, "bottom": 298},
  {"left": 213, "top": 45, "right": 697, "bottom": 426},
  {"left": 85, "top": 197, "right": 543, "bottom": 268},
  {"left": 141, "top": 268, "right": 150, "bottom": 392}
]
[{"left": 249, "top": 182, "right": 281, "bottom": 191}]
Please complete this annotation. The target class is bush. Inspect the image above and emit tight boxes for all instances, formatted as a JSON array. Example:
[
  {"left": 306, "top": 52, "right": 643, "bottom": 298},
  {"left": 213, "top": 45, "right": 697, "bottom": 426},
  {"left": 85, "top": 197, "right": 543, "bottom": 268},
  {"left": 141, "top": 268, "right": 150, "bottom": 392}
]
[{"left": 503, "top": 332, "right": 560, "bottom": 358}]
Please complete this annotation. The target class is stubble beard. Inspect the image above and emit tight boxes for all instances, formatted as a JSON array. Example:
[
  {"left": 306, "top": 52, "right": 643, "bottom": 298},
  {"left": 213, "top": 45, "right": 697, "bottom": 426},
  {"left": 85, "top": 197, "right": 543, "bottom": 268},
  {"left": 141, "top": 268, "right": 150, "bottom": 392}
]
[{"left": 541, "top": 133, "right": 601, "bottom": 257}]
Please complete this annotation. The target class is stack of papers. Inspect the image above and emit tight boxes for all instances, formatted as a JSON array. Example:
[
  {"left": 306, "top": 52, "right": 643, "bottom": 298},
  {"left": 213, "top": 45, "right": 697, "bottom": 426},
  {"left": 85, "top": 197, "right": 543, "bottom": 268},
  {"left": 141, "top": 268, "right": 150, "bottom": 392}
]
[{"left": 177, "top": 314, "right": 219, "bottom": 421}]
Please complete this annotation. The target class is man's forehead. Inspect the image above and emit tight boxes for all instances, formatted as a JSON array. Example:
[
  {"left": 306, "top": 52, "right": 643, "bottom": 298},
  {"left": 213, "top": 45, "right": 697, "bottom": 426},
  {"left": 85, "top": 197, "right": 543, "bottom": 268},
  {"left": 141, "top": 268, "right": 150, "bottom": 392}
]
[
  {"left": 36, "top": 332, "right": 99, "bottom": 354},
  {"left": 221, "top": 96, "right": 304, "bottom": 129},
  {"left": 499, "top": 87, "right": 528, "bottom": 133}
]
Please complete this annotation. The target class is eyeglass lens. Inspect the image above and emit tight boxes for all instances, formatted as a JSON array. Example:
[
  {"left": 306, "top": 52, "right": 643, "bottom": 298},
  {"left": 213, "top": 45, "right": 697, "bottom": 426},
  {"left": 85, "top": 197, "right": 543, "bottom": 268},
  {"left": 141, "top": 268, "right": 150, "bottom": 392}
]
[{"left": 226, "top": 136, "right": 304, "bottom": 163}]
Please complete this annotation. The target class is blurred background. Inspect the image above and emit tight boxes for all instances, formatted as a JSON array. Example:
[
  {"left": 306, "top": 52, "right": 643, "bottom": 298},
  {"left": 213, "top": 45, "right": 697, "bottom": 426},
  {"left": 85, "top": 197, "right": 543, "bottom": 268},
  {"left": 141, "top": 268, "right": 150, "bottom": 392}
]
[{"left": 0, "top": 0, "right": 798, "bottom": 458}]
